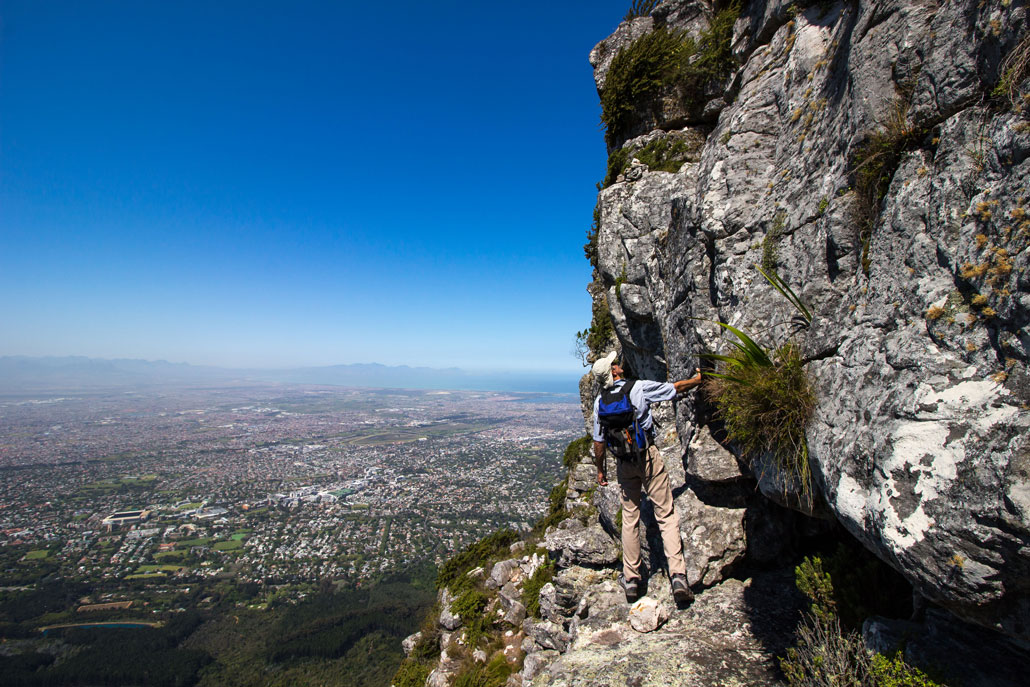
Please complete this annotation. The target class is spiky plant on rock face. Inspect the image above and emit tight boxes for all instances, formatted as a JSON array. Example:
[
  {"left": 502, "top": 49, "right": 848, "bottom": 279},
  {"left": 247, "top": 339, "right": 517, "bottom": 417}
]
[{"left": 702, "top": 266, "right": 816, "bottom": 493}]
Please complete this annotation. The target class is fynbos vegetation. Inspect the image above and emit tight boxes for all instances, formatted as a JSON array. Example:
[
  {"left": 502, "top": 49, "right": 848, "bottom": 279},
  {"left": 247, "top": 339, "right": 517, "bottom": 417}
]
[
  {"left": 850, "top": 97, "right": 926, "bottom": 273},
  {"left": 600, "top": 2, "right": 739, "bottom": 146},
  {"left": 702, "top": 267, "right": 816, "bottom": 493},
  {"left": 782, "top": 554, "right": 943, "bottom": 687}
]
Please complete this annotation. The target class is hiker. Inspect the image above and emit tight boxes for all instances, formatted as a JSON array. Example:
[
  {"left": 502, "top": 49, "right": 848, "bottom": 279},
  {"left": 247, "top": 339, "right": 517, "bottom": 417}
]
[{"left": 591, "top": 350, "right": 703, "bottom": 605}]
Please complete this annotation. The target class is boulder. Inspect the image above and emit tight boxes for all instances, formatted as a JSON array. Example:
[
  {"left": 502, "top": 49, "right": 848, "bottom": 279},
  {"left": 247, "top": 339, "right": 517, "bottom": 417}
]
[
  {"left": 426, "top": 651, "right": 462, "bottom": 687},
  {"left": 536, "top": 583, "right": 561, "bottom": 624},
  {"left": 677, "top": 487, "right": 747, "bottom": 587},
  {"left": 498, "top": 581, "right": 520, "bottom": 610},
  {"left": 628, "top": 596, "right": 669, "bottom": 633},
  {"left": 439, "top": 604, "right": 462, "bottom": 632},
  {"left": 521, "top": 649, "right": 559, "bottom": 682},
  {"left": 568, "top": 462, "right": 597, "bottom": 492},
  {"left": 490, "top": 559, "right": 520, "bottom": 588},
  {"left": 400, "top": 631, "right": 420, "bottom": 657},
  {"left": 544, "top": 522, "right": 619, "bottom": 568},
  {"left": 522, "top": 618, "right": 570, "bottom": 653},
  {"left": 567, "top": 579, "right": 630, "bottom": 646},
  {"left": 686, "top": 425, "right": 747, "bottom": 484},
  {"left": 504, "top": 600, "right": 527, "bottom": 627}
]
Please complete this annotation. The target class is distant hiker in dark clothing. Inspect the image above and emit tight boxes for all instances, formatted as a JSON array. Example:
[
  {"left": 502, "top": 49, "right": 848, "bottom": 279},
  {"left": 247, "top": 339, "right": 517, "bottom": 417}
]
[{"left": 590, "top": 351, "right": 703, "bottom": 605}]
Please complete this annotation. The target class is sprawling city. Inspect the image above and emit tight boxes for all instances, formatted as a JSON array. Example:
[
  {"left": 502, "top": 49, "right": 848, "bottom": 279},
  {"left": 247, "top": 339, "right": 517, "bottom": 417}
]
[{"left": 0, "top": 382, "right": 581, "bottom": 685}]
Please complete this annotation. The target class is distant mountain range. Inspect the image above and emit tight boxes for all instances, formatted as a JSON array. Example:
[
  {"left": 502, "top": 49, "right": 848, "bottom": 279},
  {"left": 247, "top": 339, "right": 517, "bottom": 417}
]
[{"left": 0, "top": 356, "right": 582, "bottom": 395}]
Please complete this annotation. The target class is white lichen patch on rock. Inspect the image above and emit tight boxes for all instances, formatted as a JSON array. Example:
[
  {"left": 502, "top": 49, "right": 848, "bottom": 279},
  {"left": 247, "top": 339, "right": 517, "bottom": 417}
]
[{"left": 879, "top": 418, "right": 954, "bottom": 548}]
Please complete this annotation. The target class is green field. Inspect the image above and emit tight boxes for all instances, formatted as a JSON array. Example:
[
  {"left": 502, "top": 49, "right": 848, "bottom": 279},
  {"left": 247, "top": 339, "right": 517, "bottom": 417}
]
[
  {"left": 24, "top": 550, "right": 50, "bottom": 560},
  {"left": 176, "top": 502, "right": 204, "bottom": 511},
  {"left": 155, "top": 550, "right": 187, "bottom": 561},
  {"left": 77, "top": 474, "right": 156, "bottom": 495},
  {"left": 177, "top": 537, "right": 212, "bottom": 547},
  {"left": 125, "top": 572, "right": 167, "bottom": 579},
  {"left": 137, "top": 564, "right": 184, "bottom": 573},
  {"left": 213, "top": 540, "right": 243, "bottom": 552},
  {"left": 121, "top": 475, "right": 157, "bottom": 484},
  {"left": 96, "top": 451, "right": 138, "bottom": 462},
  {"left": 327, "top": 420, "right": 500, "bottom": 447}
]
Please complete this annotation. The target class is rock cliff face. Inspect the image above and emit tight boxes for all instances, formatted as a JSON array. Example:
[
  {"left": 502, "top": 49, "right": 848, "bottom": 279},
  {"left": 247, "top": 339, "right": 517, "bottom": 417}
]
[
  {"left": 586, "top": 0, "right": 1029, "bottom": 644},
  {"left": 399, "top": 2, "right": 1030, "bottom": 686}
]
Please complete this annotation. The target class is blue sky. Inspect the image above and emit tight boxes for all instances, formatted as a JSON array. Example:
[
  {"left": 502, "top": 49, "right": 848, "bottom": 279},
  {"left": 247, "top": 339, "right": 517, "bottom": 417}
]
[{"left": 0, "top": 1, "right": 629, "bottom": 373}]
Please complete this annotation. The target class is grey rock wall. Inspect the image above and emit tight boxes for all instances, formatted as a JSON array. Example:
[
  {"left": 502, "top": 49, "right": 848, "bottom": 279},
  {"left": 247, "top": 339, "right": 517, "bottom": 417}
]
[{"left": 587, "top": 0, "right": 1030, "bottom": 642}]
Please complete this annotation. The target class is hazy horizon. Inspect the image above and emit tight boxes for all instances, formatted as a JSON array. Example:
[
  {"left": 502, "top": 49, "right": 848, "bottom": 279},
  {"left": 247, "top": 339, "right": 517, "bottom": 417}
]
[
  {"left": 0, "top": 354, "right": 585, "bottom": 395},
  {"left": 0, "top": 353, "right": 584, "bottom": 374}
]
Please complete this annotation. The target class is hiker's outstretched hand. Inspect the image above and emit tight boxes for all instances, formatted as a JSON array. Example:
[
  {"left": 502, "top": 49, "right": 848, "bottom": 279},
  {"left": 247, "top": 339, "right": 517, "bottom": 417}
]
[{"left": 674, "top": 368, "right": 703, "bottom": 394}]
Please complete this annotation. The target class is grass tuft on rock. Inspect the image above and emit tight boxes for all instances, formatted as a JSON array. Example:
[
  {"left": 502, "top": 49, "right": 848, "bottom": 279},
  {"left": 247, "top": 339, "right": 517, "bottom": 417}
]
[
  {"left": 850, "top": 97, "right": 925, "bottom": 273},
  {"left": 706, "top": 341, "right": 815, "bottom": 491},
  {"left": 702, "top": 266, "right": 815, "bottom": 492},
  {"left": 994, "top": 32, "right": 1030, "bottom": 109}
]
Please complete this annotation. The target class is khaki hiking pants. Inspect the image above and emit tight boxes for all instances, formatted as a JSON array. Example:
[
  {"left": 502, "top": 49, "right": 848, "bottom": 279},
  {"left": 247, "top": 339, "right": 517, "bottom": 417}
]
[{"left": 617, "top": 443, "right": 687, "bottom": 581}]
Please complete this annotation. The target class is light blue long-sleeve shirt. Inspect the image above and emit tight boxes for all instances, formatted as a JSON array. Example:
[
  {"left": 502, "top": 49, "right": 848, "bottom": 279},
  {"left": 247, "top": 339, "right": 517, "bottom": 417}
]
[{"left": 591, "top": 378, "right": 677, "bottom": 442}]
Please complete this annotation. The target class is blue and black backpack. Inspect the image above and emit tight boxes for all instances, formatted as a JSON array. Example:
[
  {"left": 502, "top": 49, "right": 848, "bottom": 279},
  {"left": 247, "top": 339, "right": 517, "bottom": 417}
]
[{"left": 597, "top": 380, "right": 646, "bottom": 459}]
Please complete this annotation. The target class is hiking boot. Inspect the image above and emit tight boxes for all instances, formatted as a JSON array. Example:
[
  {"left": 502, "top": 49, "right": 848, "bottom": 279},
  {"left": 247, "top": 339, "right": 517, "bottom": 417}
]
[
  {"left": 623, "top": 576, "right": 642, "bottom": 603},
  {"left": 671, "top": 574, "right": 693, "bottom": 605}
]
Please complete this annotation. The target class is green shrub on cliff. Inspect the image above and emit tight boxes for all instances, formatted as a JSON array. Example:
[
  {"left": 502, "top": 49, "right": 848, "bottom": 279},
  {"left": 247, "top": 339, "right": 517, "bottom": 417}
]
[
  {"left": 522, "top": 557, "right": 555, "bottom": 619},
  {"left": 391, "top": 612, "right": 441, "bottom": 687},
  {"left": 869, "top": 652, "right": 945, "bottom": 687},
  {"left": 600, "top": 2, "right": 740, "bottom": 146},
  {"left": 603, "top": 145, "right": 633, "bottom": 187},
  {"left": 392, "top": 660, "right": 433, "bottom": 687},
  {"left": 600, "top": 26, "right": 686, "bottom": 146},
  {"left": 451, "top": 589, "right": 488, "bottom": 623},
  {"left": 782, "top": 555, "right": 944, "bottom": 687},
  {"left": 603, "top": 135, "right": 700, "bottom": 188},
  {"left": 575, "top": 294, "right": 615, "bottom": 361},
  {"left": 624, "top": 0, "right": 659, "bottom": 21},
  {"left": 584, "top": 202, "right": 601, "bottom": 270},
  {"left": 563, "top": 436, "right": 592, "bottom": 468},
  {"left": 437, "top": 529, "right": 519, "bottom": 593},
  {"left": 453, "top": 653, "right": 513, "bottom": 687},
  {"left": 532, "top": 479, "right": 570, "bottom": 534}
]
